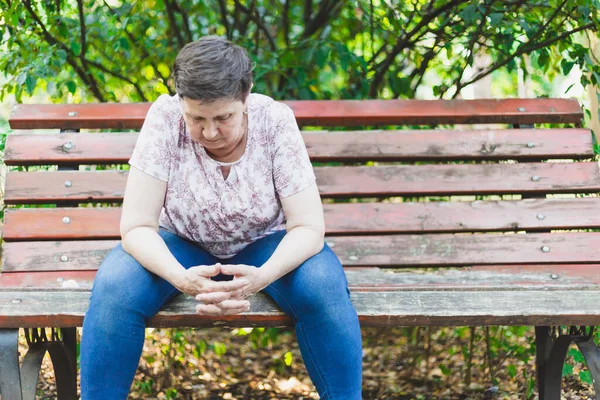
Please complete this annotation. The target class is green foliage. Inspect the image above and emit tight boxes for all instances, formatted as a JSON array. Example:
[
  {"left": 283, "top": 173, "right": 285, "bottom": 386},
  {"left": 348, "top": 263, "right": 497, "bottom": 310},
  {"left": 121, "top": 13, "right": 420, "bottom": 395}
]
[
  {"left": 1, "top": 0, "right": 599, "bottom": 103},
  {"left": 592, "top": 130, "right": 600, "bottom": 155}
]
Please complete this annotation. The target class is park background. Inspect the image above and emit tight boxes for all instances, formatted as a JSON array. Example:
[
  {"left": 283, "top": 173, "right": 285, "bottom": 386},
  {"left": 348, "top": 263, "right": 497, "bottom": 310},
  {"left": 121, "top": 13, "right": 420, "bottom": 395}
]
[{"left": 1, "top": 0, "right": 600, "bottom": 398}]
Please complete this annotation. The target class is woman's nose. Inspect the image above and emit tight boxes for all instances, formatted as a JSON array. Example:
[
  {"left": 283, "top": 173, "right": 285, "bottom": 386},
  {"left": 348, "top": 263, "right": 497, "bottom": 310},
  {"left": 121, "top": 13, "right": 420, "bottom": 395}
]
[{"left": 202, "top": 125, "right": 219, "bottom": 140}]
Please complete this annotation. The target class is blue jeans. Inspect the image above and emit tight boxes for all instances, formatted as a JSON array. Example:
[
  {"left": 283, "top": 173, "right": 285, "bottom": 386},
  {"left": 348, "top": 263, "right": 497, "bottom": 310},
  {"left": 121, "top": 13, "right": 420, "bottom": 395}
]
[{"left": 80, "top": 229, "right": 362, "bottom": 399}]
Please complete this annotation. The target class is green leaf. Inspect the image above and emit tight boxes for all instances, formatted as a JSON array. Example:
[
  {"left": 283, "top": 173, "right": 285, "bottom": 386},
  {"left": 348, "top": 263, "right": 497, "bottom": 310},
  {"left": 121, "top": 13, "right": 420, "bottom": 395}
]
[
  {"left": 461, "top": 4, "right": 479, "bottom": 24},
  {"left": 315, "top": 47, "right": 329, "bottom": 69},
  {"left": 284, "top": 351, "right": 293, "bottom": 366},
  {"left": 568, "top": 347, "right": 585, "bottom": 363},
  {"left": 120, "top": 37, "right": 130, "bottom": 51},
  {"left": 66, "top": 81, "right": 77, "bottom": 94},
  {"left": 71, "top": 42, "right": 81, "bottom": 56},
  {"left": 439, "top": 364, "right": 451, "bottom": 376},
  {"left": 507, "top": 364, "right": 517, "bottom": 378},
  {"left": 489, "top": 12, "right": 503, "bottom": 26},
  {"left": 25, "top": 74, "right": 37, "bottom": 95},
  {"left": 592, "top": 130, "right": 600, "bottom": 156},
  {"left": 57, "top": 49, "right": 67, "bottom": 62},
  {"left": 580, "top": 370, "right": 593, "bottom": 384},
  {"left": 16, "top": 72, "right": 26, "bottom": 85},
  {"left": 537, "top": 49, "right": 550, "bottom": 71},
  {"left": 562, "top": 363, "right": 574, "bottom": 377},
  {"left": 561, "top": 59, "right": 575, "bottom": 76},
  {"left": 58, "top": 22, "right": 69, "bottom": 38},
  {"left": 213, "top": 341, "right": 227, "bottom": 356}
]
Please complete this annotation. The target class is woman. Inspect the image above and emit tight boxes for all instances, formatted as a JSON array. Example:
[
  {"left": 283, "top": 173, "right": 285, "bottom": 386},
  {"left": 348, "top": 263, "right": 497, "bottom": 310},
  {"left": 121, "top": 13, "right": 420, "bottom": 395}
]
[{"left": 80, "top": 36, "right": 363, "bottom": 399}]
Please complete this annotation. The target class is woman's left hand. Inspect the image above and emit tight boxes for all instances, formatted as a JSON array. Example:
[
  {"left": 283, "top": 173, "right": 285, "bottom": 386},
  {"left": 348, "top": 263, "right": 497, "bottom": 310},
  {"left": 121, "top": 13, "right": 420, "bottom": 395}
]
[{"left": 195, "top": 264, "right": 273, "bottom": 312}]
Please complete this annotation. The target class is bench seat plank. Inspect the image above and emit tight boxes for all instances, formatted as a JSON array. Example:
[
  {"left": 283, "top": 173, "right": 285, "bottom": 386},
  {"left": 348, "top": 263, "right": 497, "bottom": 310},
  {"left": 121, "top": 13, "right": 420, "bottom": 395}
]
[
  {"left": 1, "top": 289, "right": 600, "bottom": 328},
  {"left": 9, "top": 98, "right": 583, "bottom": 130},
  {"left": 1, "top": 264, "right": 600, "bottom": 291},
  {"left": 5, "top": 162, "right": 600, "bottom": 204},
  {"left": 4, "top": 198, "right": 600, "bottom": 241},
  {"left": 2, "top": 233, "right": 599, "bottom": 272},
  {"left": 4, "top": 129, "right": 594, "bottom": 166}
]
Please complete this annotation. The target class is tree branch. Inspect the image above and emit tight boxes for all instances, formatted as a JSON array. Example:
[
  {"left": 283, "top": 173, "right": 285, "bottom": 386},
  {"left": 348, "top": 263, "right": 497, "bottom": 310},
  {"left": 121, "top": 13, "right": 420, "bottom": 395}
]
[
  {"left": 216, "top": 0, "right": 231, "bottom": 39},
  {"left": 102, "top": 0, "right": 174, "bottom": 95},
  {"left": 283, "top": 0, "right": 290, "bottom": 46},
  {"left": 164, "top": 0, "right": 185, "bottom": 48},
  {"left": 76, "top": 0, "right": 87, "bottom": 58},
  {"left": 235, "top": 0, "right": 277, "bottom": 51},
  {"left": 408, "top": 37, "right": 443, "bottom": 98},
  {"left": 448, "top": 2, "right": 492, "bottom": 98},
  {"left": 458, "top": 22, "right": 596, "bottom": 90},
  {"left": 303, "top": 0, "right": 312, "bottom": 27},
  {"left": 369, "top": 0, "right": 469, "bottom": 97},
  {"left": 302, "top": 0, "right": 343, "bottom": 39},
  {"left": 526, "top": 0, "right": 570, "bottom": 45},
  {"left": 87, "top": 60, "right": 148, "bottom": 101},
  {"left": 172, "top": 0, "right": 193, "bottom": 43},
  {"left": 22, "top": 0, "right": 106, "bottom": 101}
]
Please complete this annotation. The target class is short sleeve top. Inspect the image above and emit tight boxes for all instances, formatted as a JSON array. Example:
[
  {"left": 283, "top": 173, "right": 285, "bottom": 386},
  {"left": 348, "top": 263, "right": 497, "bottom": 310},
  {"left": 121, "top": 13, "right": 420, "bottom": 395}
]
[{"left": 129, "top": 93, "right": 316, "bottom": 259}]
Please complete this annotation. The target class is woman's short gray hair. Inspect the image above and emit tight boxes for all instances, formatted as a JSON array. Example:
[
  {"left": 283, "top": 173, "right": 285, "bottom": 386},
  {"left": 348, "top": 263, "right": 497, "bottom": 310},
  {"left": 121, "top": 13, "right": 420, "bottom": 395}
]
[{"left": 173, "top": 36, "right": 253, "bottom": 103}]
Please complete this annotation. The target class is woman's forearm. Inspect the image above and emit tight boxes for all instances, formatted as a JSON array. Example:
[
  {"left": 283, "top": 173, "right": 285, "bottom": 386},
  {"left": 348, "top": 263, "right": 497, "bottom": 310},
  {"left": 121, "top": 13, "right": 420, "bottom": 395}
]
[
  {"left": 121, "top": 227, "right": 186, "bottom": 284},
  {"left": 259, "top": 226, "right": 325, "bottom": 284}
]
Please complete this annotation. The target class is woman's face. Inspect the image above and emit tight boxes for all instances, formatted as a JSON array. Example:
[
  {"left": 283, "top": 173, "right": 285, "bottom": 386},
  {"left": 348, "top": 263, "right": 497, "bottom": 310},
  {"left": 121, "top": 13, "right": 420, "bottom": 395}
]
[{"left": 180, "top": 96, "right": 247, "bottom": 153}]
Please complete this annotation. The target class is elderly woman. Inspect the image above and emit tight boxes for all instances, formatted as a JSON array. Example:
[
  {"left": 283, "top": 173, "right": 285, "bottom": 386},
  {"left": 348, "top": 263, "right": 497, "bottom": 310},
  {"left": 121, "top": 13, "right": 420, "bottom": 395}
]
[{"left": 79, "top": 36, "right": 362, "bottom": 399}]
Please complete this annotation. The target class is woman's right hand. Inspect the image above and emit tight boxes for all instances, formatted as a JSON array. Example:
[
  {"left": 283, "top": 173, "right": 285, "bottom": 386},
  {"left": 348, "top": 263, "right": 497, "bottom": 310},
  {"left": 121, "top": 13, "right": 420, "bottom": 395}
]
[{"left": 171, "top": 263, "right": 251, "bottom": 315}]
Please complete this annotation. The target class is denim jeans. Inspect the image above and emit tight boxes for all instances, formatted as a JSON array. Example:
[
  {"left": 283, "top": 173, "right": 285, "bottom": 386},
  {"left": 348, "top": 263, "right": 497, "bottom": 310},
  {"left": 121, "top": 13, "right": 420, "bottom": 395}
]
[{"left": 80, "top": 229, "right": 363, "bottom": 399}]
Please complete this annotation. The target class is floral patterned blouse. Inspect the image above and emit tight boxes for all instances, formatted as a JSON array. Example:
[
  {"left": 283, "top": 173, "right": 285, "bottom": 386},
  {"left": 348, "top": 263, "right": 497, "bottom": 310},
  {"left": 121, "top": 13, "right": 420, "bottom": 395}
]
[{"left": 129, "top": 93, "right": 316, "bottom": 258}]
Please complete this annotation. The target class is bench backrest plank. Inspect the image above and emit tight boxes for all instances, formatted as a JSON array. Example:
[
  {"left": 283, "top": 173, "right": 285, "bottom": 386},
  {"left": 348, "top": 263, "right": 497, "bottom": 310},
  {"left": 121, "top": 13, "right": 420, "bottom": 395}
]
[
  {"left": 4, "top": 163, "right": 600, "bottom": 204},
  {"left": 2, "top": 232, "right": 599, "bottom": 272},
  {"left": 9, "top": 98, "right": 583, "bottom": 129},
  {"left": 3, "top": 97, "right": 598, "bottom": 294},
  {"left": 3, "top": 198, "right": 600, "bottom": 241},
  {"left": 4, "top": 128, "right": 594, "bottom": 165}
]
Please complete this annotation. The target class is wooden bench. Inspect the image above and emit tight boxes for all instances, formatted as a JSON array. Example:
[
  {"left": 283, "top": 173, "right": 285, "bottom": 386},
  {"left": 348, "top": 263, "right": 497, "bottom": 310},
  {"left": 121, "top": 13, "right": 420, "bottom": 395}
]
[{"left": 1, "top": 97, "right": 600, "bottom": 399}]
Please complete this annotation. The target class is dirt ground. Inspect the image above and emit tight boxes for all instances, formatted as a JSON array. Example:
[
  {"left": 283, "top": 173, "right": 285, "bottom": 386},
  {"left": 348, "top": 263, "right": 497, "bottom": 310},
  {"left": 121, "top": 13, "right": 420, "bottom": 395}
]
[{"left": 22, "top": 326, "right": 594, "bottom": 399}]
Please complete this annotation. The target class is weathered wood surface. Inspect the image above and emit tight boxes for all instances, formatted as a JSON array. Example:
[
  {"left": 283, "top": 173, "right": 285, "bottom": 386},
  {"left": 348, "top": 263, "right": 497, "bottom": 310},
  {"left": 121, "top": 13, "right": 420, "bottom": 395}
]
[
  {"left": 9, "top": 98, "right": 583, "bottom": 130},
  {"left": 4, "top": 198, "right": 600, "bottom": 241},
  {"left": 1, "top": 289, "right": 600, "bottom": 328},
  {"left": 2, "top": 265, "right": 600, "bottom": 291},
  {"left": 5, "top": 162, "right": 600, "bottom": 204},
  {"left": 2, "top": 232, "right": 599, "bottom": 272},
  {"left": 4, "top": 129, "right": 594, "bottom": 166}
]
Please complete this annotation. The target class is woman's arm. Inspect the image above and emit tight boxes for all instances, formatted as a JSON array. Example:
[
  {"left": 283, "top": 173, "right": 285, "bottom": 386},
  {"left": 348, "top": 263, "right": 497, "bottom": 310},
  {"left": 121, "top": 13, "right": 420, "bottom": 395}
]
[
  {"left": 260, "top": 183, "right": 325, "bottom": 283},
  {"left": 197, "top": 183, "right": 324, "bottom": 314},
  {"left": 216, "top": 182, "right": 324, "bottom": 292},
  {"left": 120, "top": 166, "right": 181, "bottom": 282},
  {"left": 120, "top": 167, "right": 248, "bottom": 300}
]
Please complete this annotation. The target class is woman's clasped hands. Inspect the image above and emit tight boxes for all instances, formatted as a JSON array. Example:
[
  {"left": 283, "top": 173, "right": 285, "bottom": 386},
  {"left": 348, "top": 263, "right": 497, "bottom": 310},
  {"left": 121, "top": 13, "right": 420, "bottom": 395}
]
[{"left": 171, "top": 263, "right": 271, "bottom": 316}]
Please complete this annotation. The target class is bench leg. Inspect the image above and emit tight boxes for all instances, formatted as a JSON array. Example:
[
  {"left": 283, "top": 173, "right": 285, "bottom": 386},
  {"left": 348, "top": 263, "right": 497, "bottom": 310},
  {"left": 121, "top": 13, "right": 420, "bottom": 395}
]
[
  {"left": 573, "top": 336, "right": 600, "bottom": 396},
  {"left": 536, "top": 326, "right": 571, "bottom": 400},
  {"left": 0, "top": 328, "right": 78, "bottom": 400},
  {"left": 49, "top": 328, "right": 78, "bottom": 399},
  {"left": 0, "top": 328, "right": 23, "bottom": 400},
  {"left": 536, "top": 326, "right": 600, "bottom": 400}
]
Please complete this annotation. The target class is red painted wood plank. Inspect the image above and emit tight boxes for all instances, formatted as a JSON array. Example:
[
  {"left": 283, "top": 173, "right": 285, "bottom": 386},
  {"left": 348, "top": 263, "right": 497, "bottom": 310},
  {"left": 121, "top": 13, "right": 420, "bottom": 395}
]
[
  {"left": 2, "top": 232, "right": 599, "bottom": 272},
  {"left": 9, "top": 98, "right": 583, "bottom": 130},
  {"left": 3, "top": 264, "right": 600, "bottom": 291},
  {"left": 1, "top": 240, "right": 120, "bottom": 272},
  {"left": 5, "top": 163, "right": 600, "bottom": 204},
  {"left": 3, "top": 128, "right": 594, "bottom": 166},
  {"left": 4, "top": 198, "right": 600, "bottom": 241}
]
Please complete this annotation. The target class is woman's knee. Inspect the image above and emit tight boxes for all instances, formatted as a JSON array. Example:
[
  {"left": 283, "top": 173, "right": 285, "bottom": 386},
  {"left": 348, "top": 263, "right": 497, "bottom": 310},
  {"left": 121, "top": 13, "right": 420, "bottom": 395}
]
[
  {"left": 89, "top": 244, "right": 161, "bottom": 317},
  {"left": 276, "top": 245, "right": 351, "bottom": 315}
]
